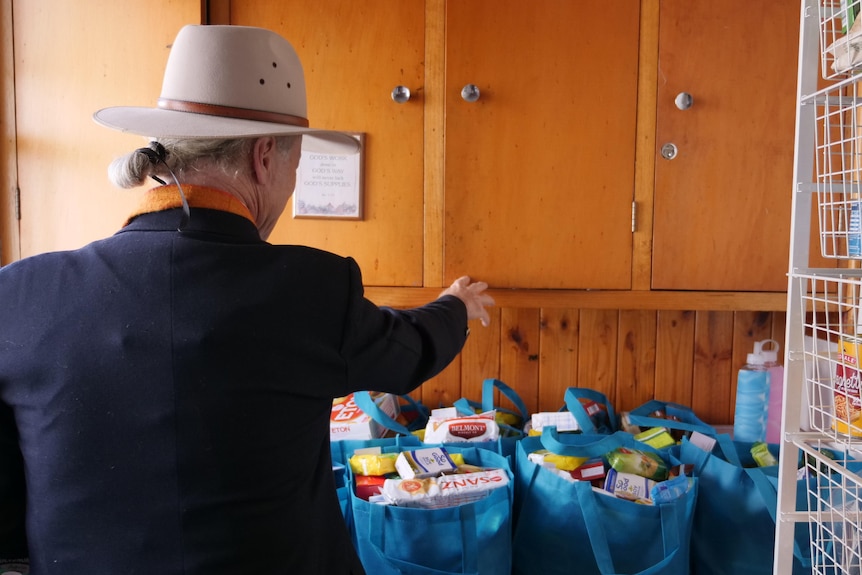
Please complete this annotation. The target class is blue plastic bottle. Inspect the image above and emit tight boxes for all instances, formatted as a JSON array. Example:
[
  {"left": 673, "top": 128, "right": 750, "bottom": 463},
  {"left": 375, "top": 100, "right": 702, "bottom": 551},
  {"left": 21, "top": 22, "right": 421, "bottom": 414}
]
[{"left": 733, "top": 345, "right": 770, "bottom": 443}]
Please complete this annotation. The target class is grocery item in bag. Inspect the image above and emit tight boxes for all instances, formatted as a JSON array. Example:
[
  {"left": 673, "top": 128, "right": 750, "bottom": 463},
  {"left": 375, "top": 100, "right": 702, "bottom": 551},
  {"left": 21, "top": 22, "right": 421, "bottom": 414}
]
[
  {"left": 423, "top": 408, "right": 500, "bottom": 443},
  {"left": 833, "top": 337, "right": 862, "bottom": 436}
]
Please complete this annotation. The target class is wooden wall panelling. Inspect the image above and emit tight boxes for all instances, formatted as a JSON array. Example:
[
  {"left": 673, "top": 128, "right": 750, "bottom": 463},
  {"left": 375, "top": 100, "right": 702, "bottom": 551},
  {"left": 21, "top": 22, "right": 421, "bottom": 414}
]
[
  {"left": 500, "top": 308, "right": 541, "bottom": 414},
  {"left": 616, "top": 310, "right": 658, "bottom": 413},
  {"left": 421, "top": 353, "right": 462, "bottom": 410},
  {"left": 577, "top": 310, "right": 620, "bottom": 409},
  {"left": 538, "top": 308, "right": 579, "bottom": 412},
  {"left": 416, "top": 306, "right": 787, "bottom": 423},
  {"left": 692, "top": 311, "right": 735, "bottom": 424},
  {"left": 654, "top": 310, "right": 696, "bottom": 407},
  {"left": 455, "top": 307, "right": 502, "bottom": 406}
]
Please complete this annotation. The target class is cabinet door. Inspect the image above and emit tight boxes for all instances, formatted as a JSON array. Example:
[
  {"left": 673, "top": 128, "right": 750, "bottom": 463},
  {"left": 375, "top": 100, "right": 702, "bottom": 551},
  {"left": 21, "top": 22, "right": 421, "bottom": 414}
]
[
  {"left": 651, "top": 0, "right": 799, "bottom": 291},
  {"left": 231, "top": 1, "right": 426, "bottom": 287},
  {"left": 443, "top": 0, "right": 640, "bottom": 289},
  {"left": 13, "top": 0, "right": 200, "bottom": 257}
]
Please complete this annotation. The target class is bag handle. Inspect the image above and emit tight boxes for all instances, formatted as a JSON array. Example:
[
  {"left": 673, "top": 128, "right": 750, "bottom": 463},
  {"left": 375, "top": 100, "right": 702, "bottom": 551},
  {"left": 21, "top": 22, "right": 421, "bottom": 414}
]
[
  {"left": 563, "top": 387, "right": 618, "bottom": 434},
  {"left": 482, "top": 378, "right": 529, "bottom": 420},
  {"left": 574, "top": 482, "right": 685, "bottom": 575},
  {"left": 454, "top": 378, "right": 529, "bottom": 436},
  {"left": 713, "top": 433, "right": 744, "bottom": 467},
  {"left": 352, "top": 391, "right": 414, "bottom": 436},
  {"left": 628, "top": 399, "right": 716, "bottom": 436},
  {"left": 539, "top": 427, "right": 652, "bottom": 459}
]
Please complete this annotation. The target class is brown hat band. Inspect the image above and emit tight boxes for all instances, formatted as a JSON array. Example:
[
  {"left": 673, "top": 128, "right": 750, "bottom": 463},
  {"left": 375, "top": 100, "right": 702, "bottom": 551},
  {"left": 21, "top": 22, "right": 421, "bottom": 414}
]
[{"left": 157, "top": 98, "right": 310, "bottom": 128}]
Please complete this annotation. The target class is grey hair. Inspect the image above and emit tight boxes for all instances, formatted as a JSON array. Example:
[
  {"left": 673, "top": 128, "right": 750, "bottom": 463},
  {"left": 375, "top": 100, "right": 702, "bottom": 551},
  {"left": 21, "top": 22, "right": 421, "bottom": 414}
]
[{"left": 107, "top": 136, "right": 300, "bottom": 189}]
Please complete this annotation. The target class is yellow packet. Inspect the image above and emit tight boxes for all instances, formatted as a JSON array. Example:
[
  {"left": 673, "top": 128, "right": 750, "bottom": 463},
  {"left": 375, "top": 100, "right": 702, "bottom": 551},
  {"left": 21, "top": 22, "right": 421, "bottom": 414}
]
[
  {"left": 349, "top": 453, "right": 397, "bottom": 476},
  {"left": 528, "top": 449, "right": 587, "bottom": 471},
  {"left": 833, "top": 337, "right": 862, "bottom": 436}
]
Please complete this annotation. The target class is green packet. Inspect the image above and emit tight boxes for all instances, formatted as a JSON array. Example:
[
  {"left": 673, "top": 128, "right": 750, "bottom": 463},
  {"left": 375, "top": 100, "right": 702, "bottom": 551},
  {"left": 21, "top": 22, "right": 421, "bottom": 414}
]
[
  {"left": 606, "top": 447, "right": 668, "bottom": 481},
  {"left": 750, "top": 442, "right": 778, "bottom": 467}
]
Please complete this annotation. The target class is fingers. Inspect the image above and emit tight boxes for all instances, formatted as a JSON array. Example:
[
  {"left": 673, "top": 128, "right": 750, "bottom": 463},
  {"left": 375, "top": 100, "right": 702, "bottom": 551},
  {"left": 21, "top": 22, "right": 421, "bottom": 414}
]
[
  {"left": 439, "top": 276, "right": 495, "bottom": 328},
  {"left": 478, "top": 293, "right": 494, "bottom": 327},
  {"left": 464, "top": 279, "right": 494, "bottom": 327}
]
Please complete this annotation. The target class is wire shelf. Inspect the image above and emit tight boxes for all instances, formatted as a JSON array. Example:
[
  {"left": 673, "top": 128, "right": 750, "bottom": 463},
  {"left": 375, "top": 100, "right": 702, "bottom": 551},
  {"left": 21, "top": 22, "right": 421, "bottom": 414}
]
[
  {"left": 820, "top": 0, "right": 862, "bottom": 80},
  {"left": 796, "top": 437, "right": 862, "bottom": 575},
  {"left": 812, "top": 79, "right": 862, "bottom": 259},
  {"left": 799, "top": 273, "right": 862, "bottom": 443}
]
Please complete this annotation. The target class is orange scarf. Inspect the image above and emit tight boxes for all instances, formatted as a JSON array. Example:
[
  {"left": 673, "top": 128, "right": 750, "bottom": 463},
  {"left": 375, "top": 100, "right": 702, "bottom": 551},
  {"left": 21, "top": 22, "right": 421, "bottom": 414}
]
[{"left": 124, "top": 185, "right": 255, "bottom": 227}]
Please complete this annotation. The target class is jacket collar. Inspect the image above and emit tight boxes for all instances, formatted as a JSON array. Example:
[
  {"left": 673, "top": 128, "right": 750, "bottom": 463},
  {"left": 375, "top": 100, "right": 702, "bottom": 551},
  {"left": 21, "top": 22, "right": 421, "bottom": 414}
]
[
  {"left": 124, "top": 185, "right": 255, "bottom": 226},
  {"left": 120, "top": 185, "right": 263, "bottom": 243}
]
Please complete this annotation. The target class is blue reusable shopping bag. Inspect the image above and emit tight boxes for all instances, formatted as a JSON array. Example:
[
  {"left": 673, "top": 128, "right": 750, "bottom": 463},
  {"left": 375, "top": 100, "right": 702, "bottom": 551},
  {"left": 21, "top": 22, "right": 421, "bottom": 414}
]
[
  {"left": 512, "top": 428, "right": 696, "bottom": 575},
  {"left": 330, "top": 393, "right": 425, "bottom": 526},
  {"left": 349, "top": 445, "right": 514, "bottom": 575},
  {"left": 679, "top": 434, "right": 811, "bottom": 575}
]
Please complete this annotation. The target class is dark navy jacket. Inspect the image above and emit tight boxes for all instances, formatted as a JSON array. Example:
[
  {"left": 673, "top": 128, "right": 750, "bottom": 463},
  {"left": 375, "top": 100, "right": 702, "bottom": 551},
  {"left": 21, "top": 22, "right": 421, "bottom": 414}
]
[{"left": 0, "top": 206, "right": 468, "bottom": 574}]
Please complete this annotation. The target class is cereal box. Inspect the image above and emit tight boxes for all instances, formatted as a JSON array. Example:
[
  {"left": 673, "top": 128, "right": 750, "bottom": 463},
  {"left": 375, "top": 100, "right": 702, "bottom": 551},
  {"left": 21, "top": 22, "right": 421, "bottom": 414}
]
[
  {"left": 330, "top": 392, "right": 400, "bottom": 441},
  {"left": 833, "top": 337, "right": 862, "bottom": 437}
]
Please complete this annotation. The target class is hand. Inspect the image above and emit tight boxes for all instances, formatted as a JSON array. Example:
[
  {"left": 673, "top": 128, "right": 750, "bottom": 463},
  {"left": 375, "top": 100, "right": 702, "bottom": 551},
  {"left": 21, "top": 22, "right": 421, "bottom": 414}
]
[{"left": 439, "top": 276, "right": 495, "bottom": 327}]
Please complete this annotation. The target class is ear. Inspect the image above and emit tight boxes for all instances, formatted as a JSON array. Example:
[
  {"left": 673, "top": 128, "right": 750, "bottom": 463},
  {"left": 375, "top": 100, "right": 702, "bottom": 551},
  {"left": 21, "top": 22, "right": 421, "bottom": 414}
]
[{"left": 251, "top": 136, "right": 279, "bottom": 185}]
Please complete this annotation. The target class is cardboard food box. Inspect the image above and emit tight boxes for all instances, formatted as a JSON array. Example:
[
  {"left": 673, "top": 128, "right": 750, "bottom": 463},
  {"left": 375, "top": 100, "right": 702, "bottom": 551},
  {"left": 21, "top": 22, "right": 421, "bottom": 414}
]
[{"left": 330, "top": 392, "right": 400, "bottom": 441}]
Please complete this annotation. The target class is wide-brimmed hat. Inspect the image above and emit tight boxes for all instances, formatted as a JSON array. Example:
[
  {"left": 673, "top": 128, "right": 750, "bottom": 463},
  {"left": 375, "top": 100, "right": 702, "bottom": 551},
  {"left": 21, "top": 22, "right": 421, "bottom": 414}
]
[{"left": 94, "top": 25, "right": 358, "bottom": 154}]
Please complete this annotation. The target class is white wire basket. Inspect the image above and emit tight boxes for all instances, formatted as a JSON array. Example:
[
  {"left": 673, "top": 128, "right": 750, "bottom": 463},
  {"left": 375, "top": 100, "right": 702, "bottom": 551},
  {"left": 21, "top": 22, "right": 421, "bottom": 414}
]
[
  {"left": 812, "top": 78, "right": 862, "bottom": 259},
  {"left": 800, "top": 436, "right": 862, "bottom": 575},
  {"left": 820, "top": 0, "right": 862, "bottom": 80},
  {"left": 799, "top": 272, "right": 862, "bottom": 441}
]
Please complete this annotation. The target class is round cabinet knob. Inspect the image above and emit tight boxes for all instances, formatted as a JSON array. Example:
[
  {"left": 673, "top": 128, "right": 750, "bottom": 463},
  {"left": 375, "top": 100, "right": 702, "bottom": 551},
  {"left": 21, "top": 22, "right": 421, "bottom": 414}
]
[
  {"left": 674, "top": 92, "right": 693, "bottom": 110},
  {"left": 391, "top": 85, "right": 411, "bottom": 104},
  {"left": 461, "top": 84, "right": 481, "bottom": 103}
]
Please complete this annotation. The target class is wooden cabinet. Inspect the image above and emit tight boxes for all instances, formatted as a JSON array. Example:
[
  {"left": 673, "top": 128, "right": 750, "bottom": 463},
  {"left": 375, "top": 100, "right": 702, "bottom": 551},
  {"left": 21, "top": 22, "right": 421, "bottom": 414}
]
[
  {"left": 4, "top": 0, "right": 810, "bottom": 298},
  {"left": 237, "top": 1, "right": 801, "bottom": 293},
  {"left": 441, "top": 1, "right": 640, "bottom": 289},
  {"left": 232, "top": 0, "right": 641, "bottom": 290},
  {"left": 651, "top": 0, "right": 800, "bottom": 290}
]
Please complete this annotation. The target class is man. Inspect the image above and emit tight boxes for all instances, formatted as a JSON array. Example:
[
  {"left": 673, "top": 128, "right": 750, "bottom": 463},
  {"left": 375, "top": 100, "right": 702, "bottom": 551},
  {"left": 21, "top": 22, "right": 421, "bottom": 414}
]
[{"left": 0, "top": 25, "right": 493, "bottom": 574}]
